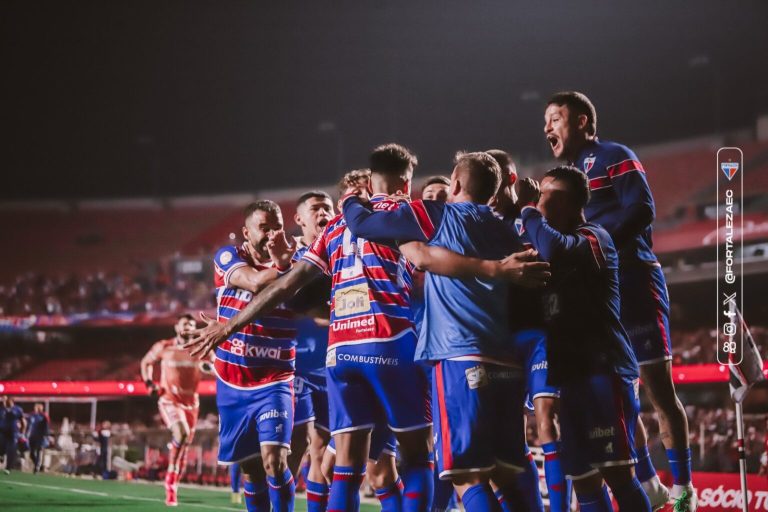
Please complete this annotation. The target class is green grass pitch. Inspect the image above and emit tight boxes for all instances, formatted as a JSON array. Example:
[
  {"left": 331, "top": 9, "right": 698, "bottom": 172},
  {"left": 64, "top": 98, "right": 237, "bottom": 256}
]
[{"left": 0, "top": 471, "right": 381, "bottom": 512}]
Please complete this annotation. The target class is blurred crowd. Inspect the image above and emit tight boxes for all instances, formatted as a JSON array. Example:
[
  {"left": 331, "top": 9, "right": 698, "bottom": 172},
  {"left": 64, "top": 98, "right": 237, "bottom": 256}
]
[
  {"left": 0, "top": 263, "right": 214, "bottom": 317},
  {"left": 671, "top": 325, "right": 768, "bottom": 365}
]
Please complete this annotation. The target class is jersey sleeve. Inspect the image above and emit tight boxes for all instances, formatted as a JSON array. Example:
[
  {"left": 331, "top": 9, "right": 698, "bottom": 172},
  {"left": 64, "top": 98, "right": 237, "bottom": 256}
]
[
  {"left": 214, "top": 246, "right": 249, "bottom": 288},
  {"left": 605, "top": 146, "right": 656, "bottom": 248},
  {"left": 341, "top": 196, "right": 444, "bottom": 244},
  {"left": 520, "top": 207, "right": 606, "bottom": 271},
  {"left": 301, "top": 225, "right": 331, "bottom": 274}
]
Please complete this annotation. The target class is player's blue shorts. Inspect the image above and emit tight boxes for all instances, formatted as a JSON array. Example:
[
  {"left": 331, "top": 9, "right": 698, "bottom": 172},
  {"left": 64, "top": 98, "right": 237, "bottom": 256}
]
[
  {"left": 294, "top": 373, "right": 329, "bottom": 431},
  {"left": 327, "top": 419, "right": 398, "bottom": 462},
  {"left": 559, "top": 373, "right": 640, "bottom": 480},
  {"left": 619, "top": 263, "right": 672, "bottom": 365},
  {"left": 512, "top": 329, "right": 560, "bottom": 411},
  {"left": 432, "top": 359, "right": 528, "bottom": 479},
  {"left": 325, "top": 335, "right": 431, "bottom": 435},
  {"left": 216, "top": 379, "right": 294, "bottom": 465}
]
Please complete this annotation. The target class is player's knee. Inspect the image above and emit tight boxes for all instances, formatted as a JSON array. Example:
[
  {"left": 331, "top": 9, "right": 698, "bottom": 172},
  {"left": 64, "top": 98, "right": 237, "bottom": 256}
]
[
  {"left": 367, "top": 456, "right": 396, "bottom": 489},
  {"left": 395, "top": 427, "right": 432, "bottom": 462},
  {"left": 599, "top": 465, "right": 634, "bottom": 490},
  {"left": 262, "top": 449, "right": 288, "bottom": 477}
]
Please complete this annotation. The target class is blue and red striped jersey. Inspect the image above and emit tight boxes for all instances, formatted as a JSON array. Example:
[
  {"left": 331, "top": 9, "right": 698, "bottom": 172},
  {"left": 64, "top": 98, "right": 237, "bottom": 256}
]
[
  {"left": 342, "top": 197, "right": 523, "bottom": 363},
  {"left": 574, "top": 139, "right": 657, "bottom": 264},
  {"left": 301, "top": 194, "right": 415, "bottom": 348},
  {"left": 213, "top": 244, "right": 296, "bottom": 390}
]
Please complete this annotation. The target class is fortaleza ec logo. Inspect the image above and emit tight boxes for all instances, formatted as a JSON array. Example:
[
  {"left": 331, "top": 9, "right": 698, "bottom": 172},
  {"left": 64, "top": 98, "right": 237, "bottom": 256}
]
[{"left": 721, "top": 161, "right": 739, "bottom": 181}]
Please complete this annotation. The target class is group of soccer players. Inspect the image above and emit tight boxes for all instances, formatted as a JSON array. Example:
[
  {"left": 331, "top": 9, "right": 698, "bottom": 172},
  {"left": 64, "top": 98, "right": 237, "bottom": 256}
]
[{"left": 143, "top": 90, "right": 699, "bottom": 512}]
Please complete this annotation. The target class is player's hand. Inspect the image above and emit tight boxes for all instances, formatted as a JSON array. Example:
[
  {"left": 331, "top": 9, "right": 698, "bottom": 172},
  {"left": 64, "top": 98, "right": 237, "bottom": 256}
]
[
  {"left": 144, "top": 379, "right": 158, "bottom": 397},
  {"left": 498, "top": 249, "right": 551, "bottom": 288},
  {"left": 182, "top": 312, "right": 229, "bottom": 359},
  {"left": 267, "top": 230, "right": 296, "bottom": 270},
  {"left": 339, "top": 185, "right": 371, "bottom": 209},
  {"left": 515, "top": 177, "right": 540, "bottom": 208}
]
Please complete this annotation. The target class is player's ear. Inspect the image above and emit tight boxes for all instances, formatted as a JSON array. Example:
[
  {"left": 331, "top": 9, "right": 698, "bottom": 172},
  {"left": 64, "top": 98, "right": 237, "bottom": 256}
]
[
  {"left": 241, "top": 225, "right": 249, "bottom": 242},
  {"left": 577, "top": 114, "right": 589, "bottom": 133},
  {"left": 294, "top": 212, "right": 303, "bottom": 228},
  {"left": 450, "top": 178, "right": 461, "bottom": 197}
]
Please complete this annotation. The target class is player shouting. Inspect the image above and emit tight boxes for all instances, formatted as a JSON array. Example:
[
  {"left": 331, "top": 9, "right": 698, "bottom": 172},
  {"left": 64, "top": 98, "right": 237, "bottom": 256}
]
[{"left": 544, "top": 91, "right": 696, "bottom": 511}]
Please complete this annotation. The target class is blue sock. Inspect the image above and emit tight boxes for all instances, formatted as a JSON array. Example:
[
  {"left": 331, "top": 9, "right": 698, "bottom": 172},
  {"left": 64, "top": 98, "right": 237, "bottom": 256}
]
[
  {"left": 462, "top": 484, "right": 503, "bottom": 512},
  {"left": 328, "top": 465, "right": 365, "bottom": 512},
  {"left": 493, "top": 489, "right": 511, "bottom": 512},
  {"left": 432, "top": 467, "right": 455, "bottom": 512},
  {"left": 244, "top": 478, "right": 271, "bottom": 512},
  {"left": 634, "top": 445, "right": 658, "bottom": 483},
  {"left": 301, "top": 461, "right": 310, "bottom": 483},
  {"left": 230, "top": 464, "right": 242, "bottom": 493},
  {"left": 666, "top": 447, "right": 692, "bottom": 486},
  {"left": 611, "top": 477, "right": 652, "bottom": 512},
  {"left": 576, "top": 486, "right": 612, "bottom": 512},
  {"left": 306, "top": 479, "right": 330, "bottom": 512},
  {"left": 542, "top": 442, "right": 570, "bottom": 512},
  {"left": 402, "top": 456, "right": 434, "bottom": 512},
  {"left": 376, "top": 477, "right": 404, "bottom": 512},
  {"left": 267, "top": 468, "right": 296, "bottom": 512}
]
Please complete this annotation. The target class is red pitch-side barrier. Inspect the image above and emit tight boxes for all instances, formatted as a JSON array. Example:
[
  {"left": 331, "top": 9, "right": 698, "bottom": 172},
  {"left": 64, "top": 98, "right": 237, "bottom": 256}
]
[
  {"left": 2, "top": 363, "right": 767, "bottom": 396},
  {"left": 682, "top": 472, "right": 768, "bottom": 511}
]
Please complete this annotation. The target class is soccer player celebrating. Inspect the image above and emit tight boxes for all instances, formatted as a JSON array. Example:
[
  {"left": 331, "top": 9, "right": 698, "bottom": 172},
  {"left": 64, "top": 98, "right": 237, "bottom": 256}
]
[
  {"left": 188, "top": 145, "right": 435, "bottom": 512},
  {"left": 194, "top": 200, "right": 297, "bottom": 512},
  {"left": 488, "top": 149, "right": 570, "bottom": 511},
  {"left": 544, "top": 91, "right": 696, "bottom": 510},
  {"left": 141, "top": 313, "right": 208, "bottom": 506},
  {"left": 26, "top": 403, "right": 50, "bottom": 474},
  {"left": 341, "top": 152, "right": 549, "bottom": 512},
  {"left": 420, "top": 176, "right": 451, "bottom": 202},
  {"left": 290, "top": 190, "right": 335, "bottom": 512},
  {"left": 516, "top": 167, "right": 651, "bottom": 511}
]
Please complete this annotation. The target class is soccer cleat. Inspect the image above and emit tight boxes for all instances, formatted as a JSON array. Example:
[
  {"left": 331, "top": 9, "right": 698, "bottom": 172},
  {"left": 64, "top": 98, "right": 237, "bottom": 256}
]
[
  {"left": 642, "top": 477, "right": 670, "bottom": 511},
  {"left": 231, "top": 492, "right": 243, "bottom": 504},
  {"left": 165, "top": 486, "right": 178, "bottom": 507},
  {"left": 672, "top": 486, "right": 698, "bottom": 512}
]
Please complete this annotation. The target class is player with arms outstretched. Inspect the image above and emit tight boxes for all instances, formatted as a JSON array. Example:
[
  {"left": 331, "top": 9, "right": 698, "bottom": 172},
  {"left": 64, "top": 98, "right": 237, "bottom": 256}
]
[
  {"left": 544, "top": 91, "right": 696, "bottom": 511},
  {"left": 141, "top": 313, "right": 208, "bottom": 506}
]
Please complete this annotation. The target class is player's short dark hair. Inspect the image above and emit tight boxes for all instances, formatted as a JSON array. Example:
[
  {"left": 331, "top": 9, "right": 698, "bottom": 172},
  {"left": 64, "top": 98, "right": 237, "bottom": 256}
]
[
  {"left": 544, "top": 165, "right": 591, "bottom": 208},
  {"left": 370, "top": 143, "right": 418, "bottom": 178},
  {"left": 177, "top": 313, "right": 195, "bottom": 322},
  {"left": 244, "top": 200, "right": 281, "bottom": 219},
  {"left": 547, "top": 91, "right": 597, "bottom": 136},
  {"left": 296, "top": 190, "right": 332, "bottom": 207},
  {"left": 421, "top": 175, "right": 450, "bottom": 192},
  {"left": 337, "top": 169, "right": 371, "bottom": 194},
  {"left": 453, "top": 152, "right": 502, "bottom": 204}
]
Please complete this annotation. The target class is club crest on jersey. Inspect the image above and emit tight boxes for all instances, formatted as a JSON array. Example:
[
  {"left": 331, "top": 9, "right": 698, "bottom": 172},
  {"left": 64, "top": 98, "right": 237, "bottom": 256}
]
[
  {"left": 219, "top": 250, "right": 233, "bottom": 265},
  {"left": 721, "top": 161, "right": 739, "bottom": 181},
  {"left": 514, "top": 218, "right": 525, "bottom": 236},
  {"left": 583, "top": 156, "right": 596, "bottom": 173}
]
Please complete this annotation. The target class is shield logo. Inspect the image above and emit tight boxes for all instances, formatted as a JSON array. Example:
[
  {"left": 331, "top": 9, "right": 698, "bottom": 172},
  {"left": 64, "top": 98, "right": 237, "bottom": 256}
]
[
  {"left": 584, "top": 156, "right": 596, "bottom": 173},
  {"left": 721, "top": 162, "right": 739, "bottom": 181},
  {"left": 514, "top": 218, "right": 525, "bottom": 236}
]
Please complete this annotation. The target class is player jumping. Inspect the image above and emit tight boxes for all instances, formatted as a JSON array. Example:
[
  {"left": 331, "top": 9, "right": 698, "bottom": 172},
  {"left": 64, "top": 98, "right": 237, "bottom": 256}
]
[
  {"left": 141, "top": 313, "right": 209, "bottom": 506},
  {"left": 544, "top": 91, "right": 696, "bottom": 510}
]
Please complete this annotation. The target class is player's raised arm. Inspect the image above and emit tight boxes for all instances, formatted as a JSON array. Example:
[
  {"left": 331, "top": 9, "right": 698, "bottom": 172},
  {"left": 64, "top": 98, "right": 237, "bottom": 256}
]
[
  {"left": 605, "top": 147, "right": 655, "bottom": 250},
  {"left": 341, "top": 194, "right": 437, "bottom": 243},
  {"left": 183, "top": 260, "right": 321, "bottom": 358}
]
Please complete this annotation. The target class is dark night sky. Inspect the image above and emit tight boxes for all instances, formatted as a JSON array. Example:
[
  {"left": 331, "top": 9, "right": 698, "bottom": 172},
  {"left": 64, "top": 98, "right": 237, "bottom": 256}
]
[{"left": 2, "top": 1, "right": 767, "bottom": 199}]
